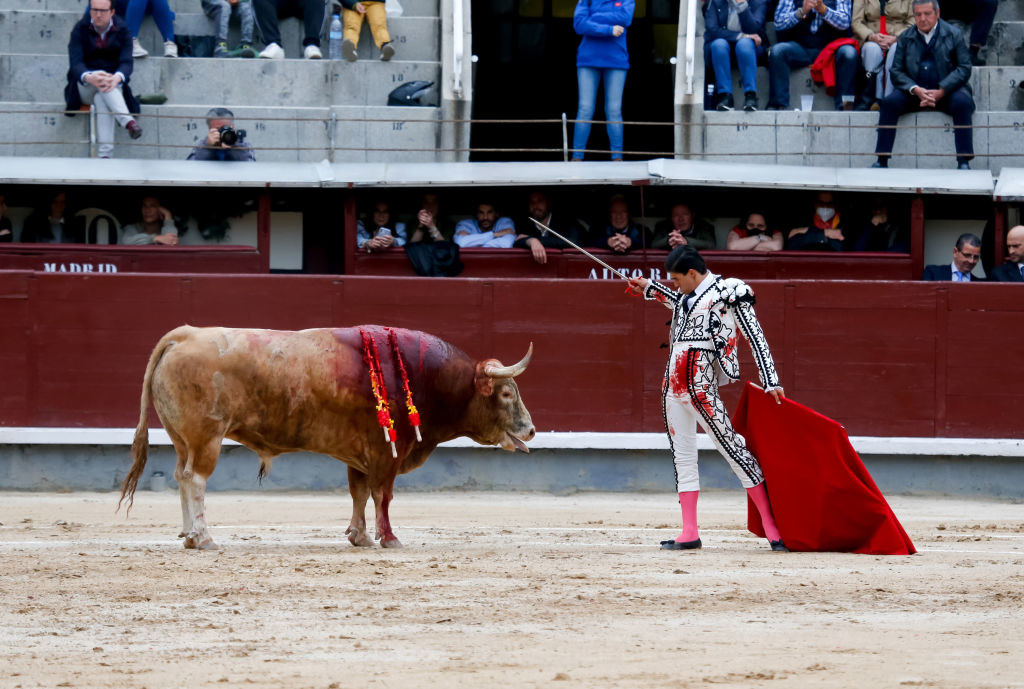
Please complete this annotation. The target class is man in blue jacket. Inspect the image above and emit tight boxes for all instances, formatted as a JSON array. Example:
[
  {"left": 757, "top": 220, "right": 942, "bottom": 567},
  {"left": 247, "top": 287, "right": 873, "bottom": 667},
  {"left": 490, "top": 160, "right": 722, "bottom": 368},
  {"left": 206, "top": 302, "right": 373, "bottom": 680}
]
[
  {"left": 872, "top": 0, "right": 974, "bottom": 170},
  {"left": 65, "top": 0, "right": 141, "bottom": 159}
]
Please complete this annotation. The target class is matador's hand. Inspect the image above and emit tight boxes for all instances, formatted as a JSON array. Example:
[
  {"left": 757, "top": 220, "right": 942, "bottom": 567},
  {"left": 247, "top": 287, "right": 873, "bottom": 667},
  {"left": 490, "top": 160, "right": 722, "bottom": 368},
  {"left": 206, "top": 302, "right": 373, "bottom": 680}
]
[{"left": 768, "top": 387, "right": 785, "bottom": 404}]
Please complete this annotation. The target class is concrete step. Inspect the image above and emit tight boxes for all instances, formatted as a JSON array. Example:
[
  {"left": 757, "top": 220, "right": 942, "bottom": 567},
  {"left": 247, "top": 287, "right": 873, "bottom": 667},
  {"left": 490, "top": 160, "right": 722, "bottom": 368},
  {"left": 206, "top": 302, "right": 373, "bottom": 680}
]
[
  {"left": 986, "top": 21, "right": 1024, "bottom": 66},
  {"left": 996, "top": 0, "right": 1024, "bottom": 22},
  {"left": 0, "top": 102, "right": 89, "bottom": 158},
  {"left": 0, "top": 0, "right": 439, "bottom": 16},
  {"left": 0, "top": 9, "right": 440, "bottom": 62},
  {"left": 692, "top": 110, "right": 1024, "bottom": 174},
  {"left": 0, "top": 53, "right": 441, "bottom": 107}
]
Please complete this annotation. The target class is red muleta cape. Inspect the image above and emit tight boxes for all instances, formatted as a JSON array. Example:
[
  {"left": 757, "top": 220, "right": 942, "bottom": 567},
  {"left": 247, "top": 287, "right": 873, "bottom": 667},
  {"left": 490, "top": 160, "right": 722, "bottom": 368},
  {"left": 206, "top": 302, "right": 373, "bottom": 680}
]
[{"left": 732, "top": 383, "right": 916, "bottom": 555}]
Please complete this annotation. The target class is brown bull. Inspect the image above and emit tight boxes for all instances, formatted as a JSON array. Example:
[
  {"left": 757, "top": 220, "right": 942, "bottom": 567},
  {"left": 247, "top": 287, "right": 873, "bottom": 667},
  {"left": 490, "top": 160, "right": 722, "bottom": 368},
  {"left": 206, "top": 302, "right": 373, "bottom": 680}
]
[{"left": 119, "top": 325, "right": 535, "bottom": 549}]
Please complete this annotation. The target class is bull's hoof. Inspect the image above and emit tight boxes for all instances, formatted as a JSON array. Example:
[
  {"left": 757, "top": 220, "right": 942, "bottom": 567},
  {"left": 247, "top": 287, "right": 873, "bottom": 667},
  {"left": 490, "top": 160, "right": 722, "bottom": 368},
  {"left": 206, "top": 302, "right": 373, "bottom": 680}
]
[
  {"left": 380, "top": 537, "right": 403, "bottom": 549},
  {"left": 183, "top": 532, "right": 218, "bottom": 550},
  {"left": 346, "top": 527, "right": 373, "bottom": 547}
]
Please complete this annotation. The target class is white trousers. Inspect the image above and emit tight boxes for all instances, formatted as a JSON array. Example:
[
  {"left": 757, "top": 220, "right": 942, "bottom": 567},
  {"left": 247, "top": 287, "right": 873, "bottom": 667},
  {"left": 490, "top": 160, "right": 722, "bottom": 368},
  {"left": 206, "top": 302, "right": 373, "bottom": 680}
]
[
  {"left": 77, "top": 82, "right": 133, "bottom": 157},
  {"left": 663, "top": 347, "right": 764, "bottom": 492}
]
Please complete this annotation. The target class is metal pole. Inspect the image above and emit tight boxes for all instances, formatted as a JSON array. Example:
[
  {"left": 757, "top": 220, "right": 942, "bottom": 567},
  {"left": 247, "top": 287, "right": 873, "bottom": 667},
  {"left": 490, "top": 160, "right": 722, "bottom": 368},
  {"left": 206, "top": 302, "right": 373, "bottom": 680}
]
[
  {"left": 561, "top": 112, "right": 568, "bottom": 162},
  {"left": 529, "top": 217, "right": 631, "bottom": 281}
]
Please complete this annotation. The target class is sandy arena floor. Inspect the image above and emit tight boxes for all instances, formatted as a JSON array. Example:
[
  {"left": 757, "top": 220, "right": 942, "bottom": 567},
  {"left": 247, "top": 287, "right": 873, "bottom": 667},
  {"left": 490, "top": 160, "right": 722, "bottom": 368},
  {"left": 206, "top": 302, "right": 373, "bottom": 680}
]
[{"left": 0, "top": 490, "right": 1022, "bottom": 689}]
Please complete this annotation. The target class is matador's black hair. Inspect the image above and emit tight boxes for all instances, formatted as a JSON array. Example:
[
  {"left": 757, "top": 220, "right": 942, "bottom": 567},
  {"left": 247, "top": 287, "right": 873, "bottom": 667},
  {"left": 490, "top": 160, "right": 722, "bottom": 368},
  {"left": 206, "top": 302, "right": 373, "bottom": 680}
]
[{"left": 665, "top": 244, "right": 707, "bottom": 275}]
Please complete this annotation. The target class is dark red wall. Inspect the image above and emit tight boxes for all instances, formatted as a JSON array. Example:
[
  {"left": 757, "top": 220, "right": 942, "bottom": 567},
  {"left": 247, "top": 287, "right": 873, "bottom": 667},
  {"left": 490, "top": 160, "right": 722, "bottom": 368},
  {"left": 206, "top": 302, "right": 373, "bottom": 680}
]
[{"left": 1, "top": 270, "right": 1020, "bottom": 437}]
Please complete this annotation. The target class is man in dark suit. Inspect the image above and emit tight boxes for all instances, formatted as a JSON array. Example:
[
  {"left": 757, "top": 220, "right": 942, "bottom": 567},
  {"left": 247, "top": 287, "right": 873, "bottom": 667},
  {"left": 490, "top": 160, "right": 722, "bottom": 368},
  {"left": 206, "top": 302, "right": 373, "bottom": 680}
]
[
  {"left": 922, "top": 232, "right": 982, "bottom": 281},
  {"left": 989, "top": 226, "right": 1024, "bottom": 282},
  {"left": 871, "top": 0, "right": 974, "bottom": 170},
  {"left": 66, "top": 0, "right": 141, "bottom": 159},
  {"left": 514, "top": 190, "right": 582, "bottom": 265}
]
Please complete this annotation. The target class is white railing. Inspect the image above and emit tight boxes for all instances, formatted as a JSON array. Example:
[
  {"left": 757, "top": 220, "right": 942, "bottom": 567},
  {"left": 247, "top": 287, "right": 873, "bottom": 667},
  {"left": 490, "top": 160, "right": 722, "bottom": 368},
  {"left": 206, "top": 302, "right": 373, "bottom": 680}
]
[
  {"left": 452, "top": 0, "right": 465, "bottom": 99},
  {"left": 683, "top": 0, "right": 697, "bottom": 96}
]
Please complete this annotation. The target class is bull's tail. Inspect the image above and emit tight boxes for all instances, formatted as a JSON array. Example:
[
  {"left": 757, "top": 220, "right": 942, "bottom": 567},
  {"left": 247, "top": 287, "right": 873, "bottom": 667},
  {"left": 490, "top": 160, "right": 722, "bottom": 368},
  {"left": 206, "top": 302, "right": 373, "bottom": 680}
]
[{"left": 118, "top": 330, "right": 181, "bottom": 513}]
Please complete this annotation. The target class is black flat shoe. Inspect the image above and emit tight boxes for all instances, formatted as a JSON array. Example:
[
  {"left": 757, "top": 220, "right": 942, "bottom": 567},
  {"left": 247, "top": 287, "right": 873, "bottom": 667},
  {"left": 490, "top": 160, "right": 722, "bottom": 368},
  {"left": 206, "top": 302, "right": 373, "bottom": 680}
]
[
  {"left": 661, "top": 538, "right": 702, "bottom": 550},
  {"left": 769, "top": 539, "right": 789, "bottom": 552}
]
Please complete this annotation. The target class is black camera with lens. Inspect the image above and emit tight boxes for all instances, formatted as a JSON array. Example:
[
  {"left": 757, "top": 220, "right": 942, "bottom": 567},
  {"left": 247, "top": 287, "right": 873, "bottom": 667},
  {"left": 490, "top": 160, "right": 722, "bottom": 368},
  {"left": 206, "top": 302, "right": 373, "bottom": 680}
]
[{"left": 218, "top": 125, "right": 246, "bottom": 147}]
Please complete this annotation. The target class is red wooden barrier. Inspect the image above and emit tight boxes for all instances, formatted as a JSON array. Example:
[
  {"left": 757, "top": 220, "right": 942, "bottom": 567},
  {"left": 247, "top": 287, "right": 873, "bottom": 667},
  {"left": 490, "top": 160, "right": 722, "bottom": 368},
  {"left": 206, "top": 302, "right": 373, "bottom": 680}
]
[
  {"left": 0, "top": 271, "right": 1020, "bottom": 437},
  {"left": 0, "top": 244, "right": 264, "bottom": 274}
]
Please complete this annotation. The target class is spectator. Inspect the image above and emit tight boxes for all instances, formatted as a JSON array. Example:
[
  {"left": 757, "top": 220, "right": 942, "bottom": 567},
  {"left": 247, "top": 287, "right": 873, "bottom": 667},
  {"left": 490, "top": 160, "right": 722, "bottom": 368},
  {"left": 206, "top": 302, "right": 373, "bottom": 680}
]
[
  {"left": 785, "top": 191, "right": 845, "bottom": 250},
  {"left": 726, "top": 211, "right": 784, "bottom": 250},
  {"left": 0, "top": 193, "right": 11, "bottom": 242},
  {"left": 921, "top": 232, "right": 982, "bottom": 280},
  {"left": 126, "top": 0, "right": 178, "bottom": 58},
  {"left": 202, "top": 0, "right": 257, "bottom": 58},
  {"left": 851, "top": 0, "right": 914, "bottom": 110},
  {"left": 66, "top": 0, "right": 143, "bottom": 160},
  {"left": 941, "top": 0, "right": 997, "bottom": 65},
  {"left": 187, "top": 107, "right": 256, "bottom": 161},
  {"left": 704, "top": 0, "right": 769, "bottom": 112},
  {"left": 357, "top": 200, "right": 407, "bottom": 252},
  {"left": 571, "top": 0, "right": 635, "bottom": 161},
  {"left": 454, "top": 202, "right": 516, "bottom": 248},
  {"left": 592, "top": 195, "right": 644, "bottom": 254},
  {"left": 514, "top": 191, "right": 582, "bottom": 265},
  {"left": 767, "top": 0, "right": 858, "bottom": 111},
  {"left": 651, "top": 202, "right": 717, "bottom": 250},
  {"left": 989, "top": 226, "right": 1024, "bottom": 282},
  {"left": 21, "top": 192, "right": 85, "bottom": 244},
  {"left": 253, "top": 0, "right": 325, "bottom": 59},
  {"left": 849, "top": 198, "right": 909, "bottom": 251},
  {"left": 408, "top": 193, "right": 450, "bottom": 243},
  {"left": 120, "top": 196, "right": 179, "bottom": 245},
  {"left": 872, "top": 0, "right": 974, "bottom": 170},
  {"left": 339, "top": 1, "right": 396, "bottom": 61}
]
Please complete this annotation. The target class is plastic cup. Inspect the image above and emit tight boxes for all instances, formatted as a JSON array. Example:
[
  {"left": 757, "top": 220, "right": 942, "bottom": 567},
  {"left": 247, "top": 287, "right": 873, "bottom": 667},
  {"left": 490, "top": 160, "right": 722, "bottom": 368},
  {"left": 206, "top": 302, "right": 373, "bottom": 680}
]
[{"left": 801, "top": 94, "right": 814, "bottom": 112}]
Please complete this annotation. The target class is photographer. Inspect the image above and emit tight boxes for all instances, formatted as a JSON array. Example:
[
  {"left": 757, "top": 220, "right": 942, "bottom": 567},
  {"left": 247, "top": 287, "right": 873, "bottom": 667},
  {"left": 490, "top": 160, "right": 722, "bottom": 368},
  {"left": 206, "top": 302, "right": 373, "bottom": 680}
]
[
  {"left": 357, "top": 200, "right": 406, "bottom": 253},
  {"left": 187, "top": 107, "right": 255, "bottom": 162}
]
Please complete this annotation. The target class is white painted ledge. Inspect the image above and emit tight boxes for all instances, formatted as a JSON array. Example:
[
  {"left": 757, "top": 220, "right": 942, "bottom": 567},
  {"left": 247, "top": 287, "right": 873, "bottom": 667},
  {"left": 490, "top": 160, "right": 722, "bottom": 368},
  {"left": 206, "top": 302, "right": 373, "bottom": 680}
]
[{"left": 0, "top": 429, "right": 1022, "bottom": 457}]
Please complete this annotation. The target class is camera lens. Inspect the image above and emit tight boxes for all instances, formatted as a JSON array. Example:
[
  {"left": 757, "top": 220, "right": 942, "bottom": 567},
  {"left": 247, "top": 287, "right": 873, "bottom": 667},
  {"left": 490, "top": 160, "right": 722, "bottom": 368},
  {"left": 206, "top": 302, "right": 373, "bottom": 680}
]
[{"left": 218, "top": 125, "right": 238, "bottom": 146}]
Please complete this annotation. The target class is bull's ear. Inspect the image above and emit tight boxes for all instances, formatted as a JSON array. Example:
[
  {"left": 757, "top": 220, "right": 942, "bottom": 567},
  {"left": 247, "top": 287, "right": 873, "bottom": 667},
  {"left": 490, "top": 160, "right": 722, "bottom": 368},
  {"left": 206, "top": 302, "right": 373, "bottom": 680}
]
[{"left": 474, "top": 372, "right": 494, "bottom": 396}]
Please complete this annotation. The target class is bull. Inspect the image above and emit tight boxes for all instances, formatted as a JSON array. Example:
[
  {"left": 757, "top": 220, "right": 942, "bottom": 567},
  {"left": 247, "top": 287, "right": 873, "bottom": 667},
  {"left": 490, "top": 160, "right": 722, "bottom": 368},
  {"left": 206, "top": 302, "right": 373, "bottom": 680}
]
[{"left": 118, "top": 325, "right": 535, "bottom": 549}]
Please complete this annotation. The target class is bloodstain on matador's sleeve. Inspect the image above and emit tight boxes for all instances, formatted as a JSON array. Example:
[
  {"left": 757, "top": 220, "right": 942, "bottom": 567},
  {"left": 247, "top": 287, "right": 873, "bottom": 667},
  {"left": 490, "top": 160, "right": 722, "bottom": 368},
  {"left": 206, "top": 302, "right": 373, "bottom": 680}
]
[{"left": 723, "top": 335, "right": 737, "bottom": 358}]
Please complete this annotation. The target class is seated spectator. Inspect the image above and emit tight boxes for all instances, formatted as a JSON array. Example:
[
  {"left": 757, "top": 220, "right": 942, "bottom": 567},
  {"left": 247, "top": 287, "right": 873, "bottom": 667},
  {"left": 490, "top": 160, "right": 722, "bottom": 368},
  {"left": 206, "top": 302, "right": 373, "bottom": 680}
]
[
  {"left": 785, "top": 191, "right": 845, "bottom": 250},
  {"left": 21, "top": 192, "right": 85, "bottom": 244},
  {"left": 514, "top": 191, "right": 582, "bottom": 265},
  {"left": 120, "top": 196, "right": 179, "bottom": 245},
  {"left": 989, "top": 226, "right": 1024, "bottom": 282},
  {"left": 852, "top": 0, "right": 914, "bottom": 110},
  {"left": 66, "top": 0, "right": 143, "bottom": 160},
  {"left": 454, "top": 202, "right": 516, "bottom": 248},
  {"left": 408, "top": 193, "right": 451, "bottom": 243},
  {"left": 0, "top": 192, "right": 11, "bottom": 242},
  {"left": 125, "top": 0, "right": 178, "bottom": 57},
  {"left": 768, "top": 0, "right": 858, "bottom": 111},
  {"left": 871, "top": 0, "right": 974, "bottom": 170},
  {"left": 202, "top": 0, "right": 257, "bottom": 58},
  {"left": 339, "top": 1, "right": 396, "bottom": 61},
  {"left": 705, "top": 0, "right": 769, "bottom": 112},
  {"left": 941, "top": 0, "right": 996, "bottom": 65},
  {"left": 726, "top": 211, "right": 783, "bottom": 250},
  {"left": 357, "top": 200, "right": 407, "bottom": 252},
  {"left": 254, "top": 0, "right": 325, "bottom": 59},
  {"left": 849, "top": 198, "right": 909, "bottom": 251},
  {"left": 650, "top": 202, "right": 717, "bottom": 250},
  {"left": 187, "top": 108, "right": 255, "bottom": 161},
  {"left": 592, "top": 195, "right": 644, "bottom": 254},
  {"left": 922, "top": 232, "right": 982, "bottom": 280}
]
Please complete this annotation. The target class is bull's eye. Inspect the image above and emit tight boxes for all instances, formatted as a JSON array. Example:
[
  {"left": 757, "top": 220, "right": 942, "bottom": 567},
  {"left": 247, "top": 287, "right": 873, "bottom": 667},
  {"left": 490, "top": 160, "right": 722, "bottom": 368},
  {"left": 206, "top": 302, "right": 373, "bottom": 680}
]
[{"left": 501, "top": 389, "right": 514, "bottom": 401}]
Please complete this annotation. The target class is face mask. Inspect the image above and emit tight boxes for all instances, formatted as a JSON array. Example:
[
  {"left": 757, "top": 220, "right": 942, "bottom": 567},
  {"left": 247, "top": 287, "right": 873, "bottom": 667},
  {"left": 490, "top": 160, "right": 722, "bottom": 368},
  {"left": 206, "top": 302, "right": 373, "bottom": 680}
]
[{"left": 816, "top": 207, "right": 836, "bottom": 222}]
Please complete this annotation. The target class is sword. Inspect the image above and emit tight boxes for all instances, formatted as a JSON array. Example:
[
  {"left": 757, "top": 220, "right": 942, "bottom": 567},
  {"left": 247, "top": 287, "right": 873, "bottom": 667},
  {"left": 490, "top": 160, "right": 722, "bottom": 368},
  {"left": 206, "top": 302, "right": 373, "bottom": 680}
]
[{"left": 529, "top": 217, "right": 631, "bottom": 282}]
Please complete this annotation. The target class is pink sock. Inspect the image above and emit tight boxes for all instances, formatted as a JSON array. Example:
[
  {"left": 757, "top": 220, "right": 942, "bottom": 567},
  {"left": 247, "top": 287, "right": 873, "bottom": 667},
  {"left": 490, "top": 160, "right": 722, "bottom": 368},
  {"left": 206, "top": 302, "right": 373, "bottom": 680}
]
[
  {"left": 675, "top": 490, "right": 700, "bottom": 542},
  {"left": 746, "top": 483, "right": 782, "bottom": 542}
]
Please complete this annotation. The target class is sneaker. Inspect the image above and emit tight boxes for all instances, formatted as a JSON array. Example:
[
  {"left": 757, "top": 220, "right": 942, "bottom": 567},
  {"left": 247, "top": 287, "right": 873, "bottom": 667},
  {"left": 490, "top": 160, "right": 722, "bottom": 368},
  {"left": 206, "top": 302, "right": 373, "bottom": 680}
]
[
  {"left": 743, "top": 91, "right": 757, "bottom": 112},
  {"left": 235, "top": 43, "right": 256, "bottom": 59},
  {"left": 341, "top": 38, "right": 357, "bottom": 62},
  {"left": 163, "top": 40, "right": 178, "bottom": 58},
  {"left": 870, "top": 159, "right": 888, "bottom": 168},
  {"left": 380, "top": 42, "right": 395, "bottom": 61},
  {"left": 125, "top": 120, "right": 143, "bottom": 139},
  {"left": 259, "top": 42, "right": 285, "bottom": 59},
  {"left": 715, "top": 92, "right": 734, "bottom": 111},
  {"left": 214, "top": 41, "right": 229, "bottom": 58},
  {"left": 957, "top": 161, "right": 971, "bottom": 170},
  {"left": 304, "top": 44, "right": 323, "bottom": 60},
  {"left": 132, "top": 38, "right": 149, "bottom": 58}
]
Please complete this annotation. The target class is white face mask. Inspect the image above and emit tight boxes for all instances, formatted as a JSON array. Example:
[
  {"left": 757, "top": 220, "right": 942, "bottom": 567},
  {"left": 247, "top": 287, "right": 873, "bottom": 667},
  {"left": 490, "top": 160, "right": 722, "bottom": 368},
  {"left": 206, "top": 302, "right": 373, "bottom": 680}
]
[{"left": 816, "top": 207, "right": 836, "bottom": 222}]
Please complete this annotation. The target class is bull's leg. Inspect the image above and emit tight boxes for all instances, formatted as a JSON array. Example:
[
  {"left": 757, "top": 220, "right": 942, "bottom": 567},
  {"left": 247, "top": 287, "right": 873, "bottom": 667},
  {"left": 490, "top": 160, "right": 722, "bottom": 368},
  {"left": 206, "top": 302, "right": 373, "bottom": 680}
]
[
  {"left": 371, "top": 480, "right": 402, "bottom": 548},
  {"left": 169, "top": 435, "right": 192, "bottom": 539},
  {"left": 345, "top": 467, "right": 374, "bottom": 547},
  {"left": 181, "top": 439, "right": 221, "bottom": 550}
]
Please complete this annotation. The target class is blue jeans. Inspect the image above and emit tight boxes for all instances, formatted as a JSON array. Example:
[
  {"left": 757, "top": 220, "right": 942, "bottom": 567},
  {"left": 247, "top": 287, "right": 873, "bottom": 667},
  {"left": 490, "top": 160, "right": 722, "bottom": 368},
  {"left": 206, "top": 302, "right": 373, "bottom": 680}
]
[
  {"left": 768, "top": 41, "right": 857, "bottom": 109},
  {"left": 572, "top": 66, "right": 628, "bottom": 161},
  {"left": 125, "top": 0, "right": 176, "bottom": 41},
  {"left": 708, "top": 37, "right": 764, "bottom": 95}
]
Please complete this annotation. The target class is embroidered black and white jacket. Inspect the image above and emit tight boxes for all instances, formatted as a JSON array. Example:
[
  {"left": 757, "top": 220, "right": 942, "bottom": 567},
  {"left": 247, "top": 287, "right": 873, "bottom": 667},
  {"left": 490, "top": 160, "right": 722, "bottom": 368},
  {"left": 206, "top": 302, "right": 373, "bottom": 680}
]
[{"left": 644, "top": 274, "right": 780, "bottom": 390}]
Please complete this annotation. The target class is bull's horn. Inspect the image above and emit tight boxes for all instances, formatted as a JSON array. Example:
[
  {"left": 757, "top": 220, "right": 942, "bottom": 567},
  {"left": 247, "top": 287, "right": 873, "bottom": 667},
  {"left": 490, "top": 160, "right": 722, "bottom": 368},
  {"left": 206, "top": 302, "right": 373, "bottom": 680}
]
[{"left": 485, "top": 342, "right": 533, "bottom": 378}]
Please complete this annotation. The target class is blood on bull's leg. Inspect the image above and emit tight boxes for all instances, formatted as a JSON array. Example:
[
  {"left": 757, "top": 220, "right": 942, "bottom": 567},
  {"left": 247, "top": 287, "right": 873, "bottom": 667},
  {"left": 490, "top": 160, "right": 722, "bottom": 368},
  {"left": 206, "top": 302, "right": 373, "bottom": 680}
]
[
  {"left": 180, "top": 438, "right": 221, "bottom": 550},
  {"left": 372, "top": 479, "right": 401, "bottom": 548},
  {"left": 345, "top": 466, "right": 374, "bottom": 547}
]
